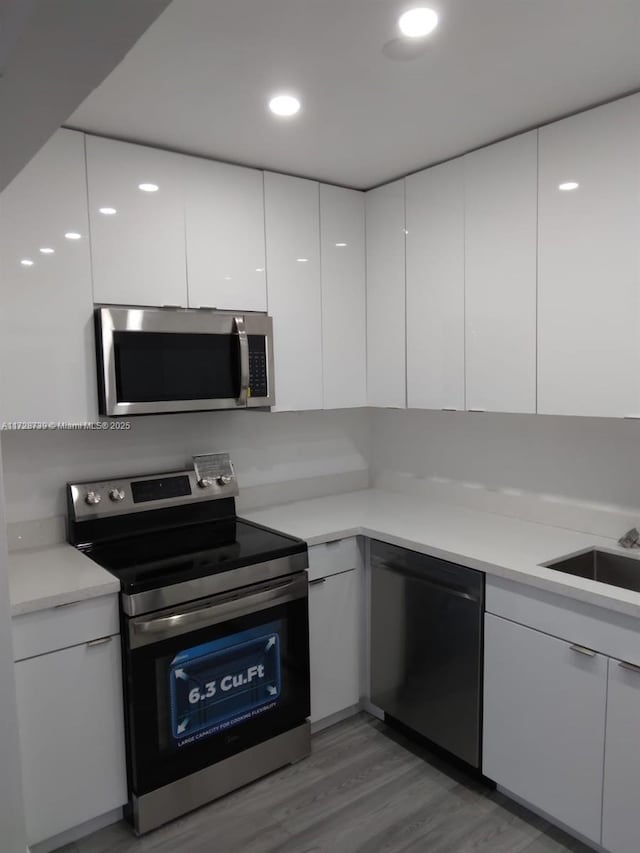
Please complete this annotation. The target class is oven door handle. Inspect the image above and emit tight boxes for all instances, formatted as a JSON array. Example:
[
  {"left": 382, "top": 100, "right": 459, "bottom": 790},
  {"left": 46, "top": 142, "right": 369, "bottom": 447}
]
[
  {"left": 129, "top": 574, "right": 307, "bottom": 648},
  {"left": 234, "top": 315, "right": 249, "bottom": 407}
]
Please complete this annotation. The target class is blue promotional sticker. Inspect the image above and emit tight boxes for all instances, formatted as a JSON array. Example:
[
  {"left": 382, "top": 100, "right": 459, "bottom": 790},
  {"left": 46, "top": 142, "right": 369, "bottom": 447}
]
[{"left": 169, "top": 621, "right": 282, "bottom": 746}]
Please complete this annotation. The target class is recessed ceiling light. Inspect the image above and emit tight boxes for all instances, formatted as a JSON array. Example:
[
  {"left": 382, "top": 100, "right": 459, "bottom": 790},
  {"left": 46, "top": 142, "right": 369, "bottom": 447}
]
[
  {"left": 138, "top": 183, "right": 159, "bottom": 192},
  {"left": 558, "top": 181, "right": 579, "bottom": 191},
  {"left": 64, "top": 232, "right": 82, "bottom": 240},
  {"left": 223, "top": 275, "right": 232, "bottom": 281},
  {"left": 255, "top": 267, "right": 264, "bottom": 272},
  {"left": 398, "top": 7, "right": 439, "bottom": 38},
  {"left": 296, "top": 258, "right": 309, "bottom": 263},
  {"left": 269, "top": 94, "right": 301, "bottom": 117},
  {"left": 335, "top": 242, "right": 348, "bottom": 247},
  {"left": 99, "top": 207, "right": 117, "bottom": 215},
  {"left": 39, "top": 247, "right": 55, "bottom": 254},
  {"left": 20, "top": 258, "right": 34, "bottom": 267}
]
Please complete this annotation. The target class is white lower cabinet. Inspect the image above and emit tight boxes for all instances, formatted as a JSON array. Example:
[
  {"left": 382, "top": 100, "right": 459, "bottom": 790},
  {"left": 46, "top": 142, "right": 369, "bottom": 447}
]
[
  {"left": 14, "top": 633, "right": 127, "bottom": 847},
  {"left": 602, "top": 659, "right": 640, "bottom": 853},
  {"left": 308, "top": 568, "right": 360, "bottom": 724},
  {"left": 483, "top": 613, "right": 607, "bottom": 844}
]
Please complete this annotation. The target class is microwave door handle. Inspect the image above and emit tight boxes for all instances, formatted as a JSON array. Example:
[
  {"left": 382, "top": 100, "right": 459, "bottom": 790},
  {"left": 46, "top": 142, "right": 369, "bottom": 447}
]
[{"left": 234, "top": 316, "right": 249, "bottom": 406}]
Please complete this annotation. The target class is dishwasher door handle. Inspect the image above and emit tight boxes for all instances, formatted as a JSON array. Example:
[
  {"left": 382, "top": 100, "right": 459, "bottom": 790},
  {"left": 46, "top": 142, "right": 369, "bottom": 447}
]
[{"left": 372, "top": 559, "right": 480, "bottom": 603}]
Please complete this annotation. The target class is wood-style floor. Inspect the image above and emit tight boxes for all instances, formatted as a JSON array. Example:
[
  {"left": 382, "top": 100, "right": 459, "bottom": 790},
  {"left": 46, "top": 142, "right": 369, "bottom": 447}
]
[{"left": 59, "top": 714, "right": 593, "bottom": 853}]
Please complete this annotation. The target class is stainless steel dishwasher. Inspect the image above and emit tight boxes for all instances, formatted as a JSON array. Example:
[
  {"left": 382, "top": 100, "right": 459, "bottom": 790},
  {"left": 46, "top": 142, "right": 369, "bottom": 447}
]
[{"left": 370, "top": 541, "right": 484, "bottom": 768}]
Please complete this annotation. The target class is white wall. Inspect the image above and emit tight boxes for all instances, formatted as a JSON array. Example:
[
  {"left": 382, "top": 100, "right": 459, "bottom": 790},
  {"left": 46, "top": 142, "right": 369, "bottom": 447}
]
[
  {"left": 371, "top": 409, "right": 640, "bottom": 512},
  {"left": 0, "top": 408, "right": 369, "bottom": 525},
  {"left": 0, "top": 442, "right": 26, "bottom": 852}
]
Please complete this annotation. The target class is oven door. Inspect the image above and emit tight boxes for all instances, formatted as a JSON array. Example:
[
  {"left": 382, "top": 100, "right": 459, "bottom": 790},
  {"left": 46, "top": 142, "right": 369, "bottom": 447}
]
[
  {"left": 123, "top": 572, "right": 309, "bottom": 796},
  {"left": 95, "top": 306, "right": 274, "bottom": 416}
]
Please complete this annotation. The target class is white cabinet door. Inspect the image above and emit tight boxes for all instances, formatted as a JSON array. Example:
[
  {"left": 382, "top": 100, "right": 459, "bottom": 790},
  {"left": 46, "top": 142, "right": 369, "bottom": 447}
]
[
  {"left": 86, "top": 135, "right": 187, "bottom": 307},
  {"left": 185, "top": 158, "right": 266, "bottom": 311},
  {"left": 15, "top": 637, "right": 127, "bottom": 846},
  {"left": 406, "top": 159, "right": 465, "bottom": 410},
  {"left": 309, "top": 569, "right": 360, "bottom": 723},
  {"left": 464, "top": 131, "right": 537, "bottom": 413},
  {"left": 264, "top": 172, "right": 322, "bottom": 411},
  {"left": 365, "top": 180, "right": 406, "bottom": 408},
  {"left": 602, "top": 658, "right": 640, "bottom": 853},
  {"left": 538, "top": 95, "right": 640, "bottom": 417},
  {"left": 483, "top": 614, "right": 607, "bottom": 844},
  {"left": 320, "top": 185, "right": 366, "bottom": 409},
  {"left": 0, "top": 129, "right": 97, "bottom": 423}
]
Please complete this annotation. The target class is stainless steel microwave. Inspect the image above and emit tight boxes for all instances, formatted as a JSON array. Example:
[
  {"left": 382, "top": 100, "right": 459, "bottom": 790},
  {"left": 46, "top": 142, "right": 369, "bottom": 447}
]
[{"left": 94, "top": 306, "right": 274, "bottom": 416}]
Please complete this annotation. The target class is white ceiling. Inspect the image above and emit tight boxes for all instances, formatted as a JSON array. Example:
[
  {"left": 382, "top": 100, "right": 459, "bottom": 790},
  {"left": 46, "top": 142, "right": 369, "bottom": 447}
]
[
  {"left": 0, "top": 0, "right": 171, "bottom": 191},
  {"left": 69, "top": 0, "right": 640, "bottom": 190}
]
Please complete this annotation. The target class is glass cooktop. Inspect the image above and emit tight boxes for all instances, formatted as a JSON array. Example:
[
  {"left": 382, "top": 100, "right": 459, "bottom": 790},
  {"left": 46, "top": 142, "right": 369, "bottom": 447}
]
[{"left": 80, "top": 517, "right": 306, "bottom": 595}]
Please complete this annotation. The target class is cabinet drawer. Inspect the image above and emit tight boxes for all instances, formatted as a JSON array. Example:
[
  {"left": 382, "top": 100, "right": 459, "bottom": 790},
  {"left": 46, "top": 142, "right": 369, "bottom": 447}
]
[
  {"left": 12, "top": 595, "right": 119, "bottom": 662},
  {"left": 308, "top": 538, "right": 359, "bottom": 582},
  {"left": 486, "top": 576, "right": 640, "bottom": 665}
]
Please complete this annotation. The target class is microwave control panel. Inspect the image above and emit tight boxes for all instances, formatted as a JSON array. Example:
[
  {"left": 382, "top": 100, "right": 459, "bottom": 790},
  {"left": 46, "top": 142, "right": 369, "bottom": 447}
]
[{"left": 248, "top": 336, "right": 268, "bottom": 399}]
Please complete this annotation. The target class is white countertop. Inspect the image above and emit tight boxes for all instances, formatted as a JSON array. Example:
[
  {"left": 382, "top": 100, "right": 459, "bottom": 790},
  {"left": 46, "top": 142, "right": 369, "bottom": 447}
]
[
  {"left": 8, "top": 488, "right": 640, "bottom": 619},
  {"left": 8, "top": 543, "right": 119, "bottom": 616},
  {"left": 244, "top": 488, "right": 640, "bottom": 620}
]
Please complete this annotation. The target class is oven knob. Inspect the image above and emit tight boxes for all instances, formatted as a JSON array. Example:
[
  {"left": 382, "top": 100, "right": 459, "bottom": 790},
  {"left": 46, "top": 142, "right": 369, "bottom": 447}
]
[
  {"left": 198, "top": 478, "right": 214, "bottom": 488},
  {"left": 217, "top": 475, "right": 233, "bottom": 486},
  {"left": 85, "top": 491, "right": 101, "bottom": 506},
  {"left": 109, "top": 488, "right": 126, "bottom": 502}
]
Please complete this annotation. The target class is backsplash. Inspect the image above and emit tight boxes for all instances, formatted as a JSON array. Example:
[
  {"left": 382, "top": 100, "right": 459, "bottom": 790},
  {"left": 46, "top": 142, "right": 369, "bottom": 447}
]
[
  {"left": 5, "top": 406, "right": 640, "bottom": 546},
  {"left": 0, "top": 408, "right": 370, "bottom": 533},
  {"left": 371, "top": 409, "right": 640, "bottom": 538}
]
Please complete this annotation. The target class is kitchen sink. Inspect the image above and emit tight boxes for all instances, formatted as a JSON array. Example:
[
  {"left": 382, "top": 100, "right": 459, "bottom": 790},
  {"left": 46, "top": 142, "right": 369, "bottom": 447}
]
[{"left": 543, "top": 549, "right": 640, "bottom": 593}]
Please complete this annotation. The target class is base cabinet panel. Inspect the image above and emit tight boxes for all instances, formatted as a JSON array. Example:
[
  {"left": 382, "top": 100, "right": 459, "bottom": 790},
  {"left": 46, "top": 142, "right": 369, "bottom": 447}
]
[
  {"left": 309, "top": 569, "right": 360, "bottom": 723},
  {"left": 15, "top": 637, "right": 127, "bottom": 846},
  {"left": 602, "top": 659, "right": 640, "bottom": 853},
  {"left": 483, "top": 614, "right": 607, "bottom": 844}
]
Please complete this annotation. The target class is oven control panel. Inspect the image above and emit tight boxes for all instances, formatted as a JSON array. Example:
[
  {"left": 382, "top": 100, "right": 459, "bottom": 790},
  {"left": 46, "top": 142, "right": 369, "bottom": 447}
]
[{"left": 68, "top": 457, "right": 238, "bottom": 521}]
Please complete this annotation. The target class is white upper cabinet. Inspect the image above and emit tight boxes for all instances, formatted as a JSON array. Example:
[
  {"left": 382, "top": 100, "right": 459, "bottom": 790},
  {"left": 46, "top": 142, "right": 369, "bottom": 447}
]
[
  {"left": 184, "top": 158, "right": 267, "bottom": 311},
  {"left": 406, "top": 159, "right": 465, "bottom": 411},
  {"left": 464, "top": 131, "right": 538, "bottom": 413},
  {"left": 86, "top": 135, "right": 188, "bottom": 307},
  {"left": 320, "top": 185, "right": 366, "bottom": 409},
  {"left": 365, "top": 179, "right": 406, "bottom": 408},
  {"left": 264, "top": 172, "right": 323, "bottom": 411},
  {"left": 538, "top": 95, "right": 640, "bottom": 417},
  {"left": 0, "top": 129, "right": 97, "bottom": 422}
]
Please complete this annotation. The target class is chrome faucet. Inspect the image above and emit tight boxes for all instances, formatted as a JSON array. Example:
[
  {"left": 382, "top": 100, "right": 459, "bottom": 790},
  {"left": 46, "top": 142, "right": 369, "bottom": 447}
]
[{"left": 618, "top": 528, "right": 640, "bottom": 549}]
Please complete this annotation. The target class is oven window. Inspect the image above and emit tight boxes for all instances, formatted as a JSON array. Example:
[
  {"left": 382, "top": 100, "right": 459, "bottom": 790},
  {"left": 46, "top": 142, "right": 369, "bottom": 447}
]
[
  {"left": 168, "top": 621, "right": 283, "bottom": 748},
  {"left": 114, "top": 331, "right": 240, "bottom": 402}
]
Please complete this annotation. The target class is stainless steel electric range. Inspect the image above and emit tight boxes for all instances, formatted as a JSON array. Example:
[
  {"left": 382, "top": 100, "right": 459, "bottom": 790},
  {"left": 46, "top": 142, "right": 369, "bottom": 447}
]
[{"left": 67, "top": 454, "right": 310, "bottom": 835}]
